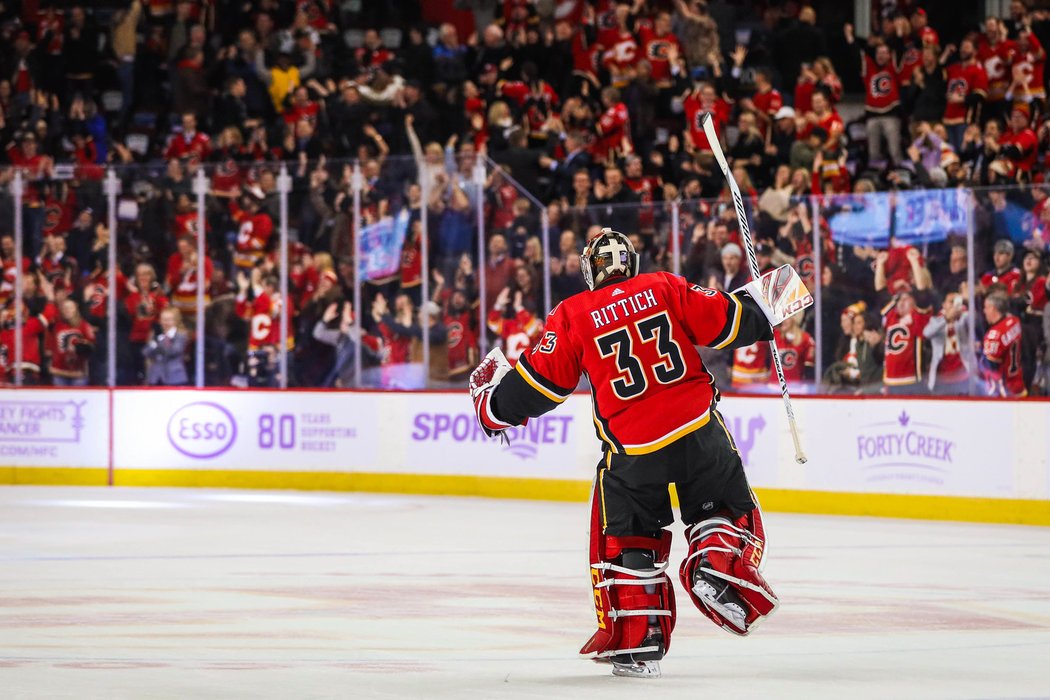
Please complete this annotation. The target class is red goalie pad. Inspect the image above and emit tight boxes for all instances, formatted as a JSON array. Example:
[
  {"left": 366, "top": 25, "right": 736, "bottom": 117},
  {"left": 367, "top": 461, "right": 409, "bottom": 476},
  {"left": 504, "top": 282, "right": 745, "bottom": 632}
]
[
  {"left": 579, "top": 476, "right": 676, "bottom": 659},
  {"left": 679, "top": 504, "right": 778, "bottom": 636}
]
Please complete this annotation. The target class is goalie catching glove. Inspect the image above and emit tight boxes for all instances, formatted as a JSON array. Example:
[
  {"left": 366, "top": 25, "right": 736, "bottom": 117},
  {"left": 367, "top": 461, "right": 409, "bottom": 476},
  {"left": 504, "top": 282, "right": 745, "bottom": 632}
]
[{"left": 469, "top": 348, "right": 518, "bottom": 438}]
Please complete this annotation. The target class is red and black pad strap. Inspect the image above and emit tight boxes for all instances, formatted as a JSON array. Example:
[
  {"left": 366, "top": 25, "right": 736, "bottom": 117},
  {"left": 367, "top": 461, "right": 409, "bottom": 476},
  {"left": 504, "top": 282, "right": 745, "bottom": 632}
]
[{"left": 580, "top": 469, "right": 676, "bottom": 658}]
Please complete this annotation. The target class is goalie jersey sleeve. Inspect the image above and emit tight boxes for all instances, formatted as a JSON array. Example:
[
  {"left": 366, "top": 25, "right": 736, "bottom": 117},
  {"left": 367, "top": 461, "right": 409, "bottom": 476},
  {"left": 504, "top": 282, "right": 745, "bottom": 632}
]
[{"left": 491, "top": 271, "right": 772, "bottom": 454}]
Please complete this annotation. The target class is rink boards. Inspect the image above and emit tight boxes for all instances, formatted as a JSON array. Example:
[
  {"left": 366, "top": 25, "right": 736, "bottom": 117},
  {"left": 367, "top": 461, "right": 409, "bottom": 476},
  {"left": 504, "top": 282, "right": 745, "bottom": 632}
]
[{"left": 0, "top": 388, "right": 1048, "bottom": 525}]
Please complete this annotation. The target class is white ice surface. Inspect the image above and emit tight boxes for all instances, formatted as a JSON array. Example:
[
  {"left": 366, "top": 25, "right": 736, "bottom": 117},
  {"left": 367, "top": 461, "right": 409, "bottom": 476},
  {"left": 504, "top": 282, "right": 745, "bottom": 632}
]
[{"left": 1, "top": 486, "right": 1048, "bottom": 699}]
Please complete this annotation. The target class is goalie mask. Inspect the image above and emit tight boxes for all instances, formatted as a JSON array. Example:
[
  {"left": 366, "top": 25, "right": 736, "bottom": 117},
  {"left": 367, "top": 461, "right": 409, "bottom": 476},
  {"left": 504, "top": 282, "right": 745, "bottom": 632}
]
[{"left": 581, "top": 228, "right": 640, "bottom": 291}]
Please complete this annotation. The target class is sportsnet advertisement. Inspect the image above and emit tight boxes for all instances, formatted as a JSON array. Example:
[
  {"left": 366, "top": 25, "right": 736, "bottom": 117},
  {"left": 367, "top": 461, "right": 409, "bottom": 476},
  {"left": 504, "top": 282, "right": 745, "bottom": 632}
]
[{"left": 401, "top": 393, "right": 595, "bottom": 479}]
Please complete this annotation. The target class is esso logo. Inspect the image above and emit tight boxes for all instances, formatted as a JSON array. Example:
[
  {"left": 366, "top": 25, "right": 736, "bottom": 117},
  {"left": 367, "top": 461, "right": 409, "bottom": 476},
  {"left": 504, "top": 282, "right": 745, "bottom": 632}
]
[{"left": 167, "top": 402, "right": 238, "bottom": 459}]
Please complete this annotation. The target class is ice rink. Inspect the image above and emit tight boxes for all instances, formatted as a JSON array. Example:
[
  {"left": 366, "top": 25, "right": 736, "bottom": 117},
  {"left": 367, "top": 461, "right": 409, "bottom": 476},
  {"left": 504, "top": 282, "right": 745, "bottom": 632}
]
[{"left": 1, "top": 486, "right": 1048, "bottom": 699}]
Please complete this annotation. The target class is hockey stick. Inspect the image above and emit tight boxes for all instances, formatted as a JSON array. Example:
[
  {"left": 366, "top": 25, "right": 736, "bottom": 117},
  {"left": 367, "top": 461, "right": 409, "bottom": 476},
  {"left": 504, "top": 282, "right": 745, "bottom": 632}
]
[{"left": 701, "top": 114, "right": 808, "bottom": 464}]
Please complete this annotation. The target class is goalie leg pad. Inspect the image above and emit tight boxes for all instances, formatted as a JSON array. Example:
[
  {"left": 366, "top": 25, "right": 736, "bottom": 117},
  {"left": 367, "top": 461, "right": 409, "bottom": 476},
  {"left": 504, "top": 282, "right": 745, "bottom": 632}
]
[
  {"left": 580, "top": 477, "right": 676, "bottom": 661},
  {"left": 679, "top": 503, "right": 778, "bottom": 636}
]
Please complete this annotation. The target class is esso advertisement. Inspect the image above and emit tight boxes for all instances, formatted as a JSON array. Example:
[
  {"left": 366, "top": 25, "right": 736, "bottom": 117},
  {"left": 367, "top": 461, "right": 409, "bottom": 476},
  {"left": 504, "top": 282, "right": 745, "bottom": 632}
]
[
  {"left": 0, "top": 389, "right": 109, "bottom": 468},
  {"left": 167, "top": 402, "right": 238, "bottom": 458},
  {"left": 397, "top": 393, "right": 598, "bottom": 479},
  {"left": 113, "top": 391, "right": 379, "bottom": 471}
]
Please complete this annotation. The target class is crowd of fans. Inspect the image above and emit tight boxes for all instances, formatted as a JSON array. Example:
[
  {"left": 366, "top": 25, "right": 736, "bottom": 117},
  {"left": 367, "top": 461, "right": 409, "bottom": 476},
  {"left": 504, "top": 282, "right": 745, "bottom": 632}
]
[{"left": 0, "top": 0, "right": 1046, "bottom": 396}]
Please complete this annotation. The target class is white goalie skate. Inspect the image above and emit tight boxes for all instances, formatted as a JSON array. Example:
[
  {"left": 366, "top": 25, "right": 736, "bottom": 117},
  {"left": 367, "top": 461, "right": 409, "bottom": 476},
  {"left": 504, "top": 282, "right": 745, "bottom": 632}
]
[
  {"left": 692, "top": 569, "right": 748, "bottom": 633},
  {"left": 610, "top": 659, "right": 661, "bottom": 678}
]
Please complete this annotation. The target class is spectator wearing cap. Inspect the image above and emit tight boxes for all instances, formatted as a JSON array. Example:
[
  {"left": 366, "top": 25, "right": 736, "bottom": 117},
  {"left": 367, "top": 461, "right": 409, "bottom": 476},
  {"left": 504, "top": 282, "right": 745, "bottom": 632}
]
[
  {"left": 719, "top": 242, "right": 749, "bottom": 292},
  {"left": 981, "top": 240, "right": 1022, "bottom": 293},
  {"left": 768, "top": 106, "right": 798, "bottom": 164}
]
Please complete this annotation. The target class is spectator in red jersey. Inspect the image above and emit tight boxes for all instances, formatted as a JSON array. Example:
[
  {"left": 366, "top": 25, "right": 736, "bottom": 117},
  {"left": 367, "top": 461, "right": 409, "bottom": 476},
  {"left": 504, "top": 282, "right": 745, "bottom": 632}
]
[
  {"left": 600, "top": 4, "right": 639, "bottom": 89},
  {"left": 143, "top": 308, "right": 189, "bottom": 386},
  {"left": 126, "top": 263, "right": 169, "bottom": 384},
  {"left": 741, "top": 69, "right": 783, "bottom": 138},
  {"left": 976, "top": 17, "right": 1017, "bottom": 123},
  {"left": 798, "top": 91, "right": 844, "bottom": 152},
  {"left": 981, "top": 239, "right": 1022, "bottom": 293},
  {"left": 875, "top": 246, "right": 933, "bottom": 395},
  {"left": 795, "top": 57, "right": 843, "bottom": 115},
  {"left": 486, "top": 285, "right": 541, "bottom": 364},
  {"left": 48, "top": 298, "right": 95, "bottom": 386},
  {"left": 441, "top": 287, "right": 478, "bottom": 383},
  {"left": 982, "top": 292, "right": 1027, "bottom": 397},
  {"left": 943, "top": 38, "right": 989, "bottom": 151},
  {"left": 371, "top": 292, "right": 421, "bottom": 388},
  {"left": 996, "top": 103, "right": 1039, "bottom": 181},
  {"left": 0, "top": 285, "right": 52, "bottom": 385},
  {"left": 166, "top": 235, "right": 213, "bottom": 323},
  {"left": 682, "top": 80, "right": 731, "bottom": 152},
  {"left": 1009, "top": 27, "right": 1046, "bottom": 114},
  {"left": 879, "top": 287, "right": 933, "bottom": 395},
  {"left": 37, "top": 234, "right": 77, "bottom": 294},
  {"left": 923, "top": 293, "right": 973, "bottom": 395},
  {"left": 845, "top": 24, "right": 903, "bottom": 166},
  {"left": 592, "top": 87, "right": 631, "bottom": 166},
  {"left": 229, "top": 190, "right": 274, "bottom": 272},
  {"left": 637, "top": 11, "right": 682, "bottom": 90},
  {"left": 164, "top": 112, "right": 211, "bottom": 161},
  {"left": 772, "top": 312, "right": 816, "bottom": 386},
  {"left": 731, "top": 339, "right": 769, "bottom": 389}
]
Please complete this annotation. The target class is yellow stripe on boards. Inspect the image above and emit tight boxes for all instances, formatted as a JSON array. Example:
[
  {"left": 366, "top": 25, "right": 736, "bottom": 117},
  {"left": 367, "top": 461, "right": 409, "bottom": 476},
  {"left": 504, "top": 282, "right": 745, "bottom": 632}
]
[
  {"left": 0, "top": 467, "right": 109, "bottom": 486},
  {"left": 3, "top": 468, "right": 1049, "bottom": 526}
]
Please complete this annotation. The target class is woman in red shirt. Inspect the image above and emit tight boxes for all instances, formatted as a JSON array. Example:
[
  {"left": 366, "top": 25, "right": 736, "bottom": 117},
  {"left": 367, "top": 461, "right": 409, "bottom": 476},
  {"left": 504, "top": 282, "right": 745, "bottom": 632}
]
[
  {"left": 126, "top": 263, "right": 169, "bottom": 384},
  {"left": 49, "top": 299, "right": 95, "bottom": 386}
]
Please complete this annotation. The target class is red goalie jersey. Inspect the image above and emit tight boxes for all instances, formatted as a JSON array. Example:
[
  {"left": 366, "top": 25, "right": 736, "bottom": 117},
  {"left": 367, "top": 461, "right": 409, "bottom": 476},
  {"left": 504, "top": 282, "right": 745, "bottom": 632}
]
[{"left": 490, "top": 272, "right": 772, "bottom": 455}]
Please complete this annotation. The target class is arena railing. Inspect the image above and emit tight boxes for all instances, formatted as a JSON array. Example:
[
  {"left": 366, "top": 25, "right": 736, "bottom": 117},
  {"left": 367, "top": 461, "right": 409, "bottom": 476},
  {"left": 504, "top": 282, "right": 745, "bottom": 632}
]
[{"left": 3, "top": 161, "right": 1045, "bottom": 397}]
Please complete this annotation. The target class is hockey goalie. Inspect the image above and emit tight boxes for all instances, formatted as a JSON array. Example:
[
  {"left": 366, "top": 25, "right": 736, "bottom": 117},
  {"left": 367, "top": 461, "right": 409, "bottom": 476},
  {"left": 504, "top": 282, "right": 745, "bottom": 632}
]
[{"left": 470, "top": 228, "right": 809, "bottom": 678}]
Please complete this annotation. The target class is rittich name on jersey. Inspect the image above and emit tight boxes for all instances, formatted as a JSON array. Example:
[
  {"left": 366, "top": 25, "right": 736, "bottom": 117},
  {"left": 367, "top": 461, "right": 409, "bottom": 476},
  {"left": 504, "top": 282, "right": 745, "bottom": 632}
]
[{"left": 590, "top": 288, "right": 658, "bottom": 329}]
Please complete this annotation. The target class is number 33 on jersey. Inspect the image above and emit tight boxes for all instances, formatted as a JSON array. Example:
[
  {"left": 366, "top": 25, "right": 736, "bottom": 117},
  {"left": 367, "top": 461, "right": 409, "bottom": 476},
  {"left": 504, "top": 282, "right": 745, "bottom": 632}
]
[{"left": 494, "top": 271, "right": 773, "bottom": 455}]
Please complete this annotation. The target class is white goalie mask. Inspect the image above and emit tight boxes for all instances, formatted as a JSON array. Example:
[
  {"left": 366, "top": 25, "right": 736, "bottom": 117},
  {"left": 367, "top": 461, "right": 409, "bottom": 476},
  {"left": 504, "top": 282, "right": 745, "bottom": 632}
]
[{"left": 581, "top": 228, "right": 640, "bottom": 291}]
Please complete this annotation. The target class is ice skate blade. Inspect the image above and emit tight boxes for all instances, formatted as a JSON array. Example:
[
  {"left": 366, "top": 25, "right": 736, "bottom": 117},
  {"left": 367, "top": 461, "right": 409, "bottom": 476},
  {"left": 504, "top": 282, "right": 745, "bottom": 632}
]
[{"left": 611, "top": 660, "right": 661, "bottom": 678}]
